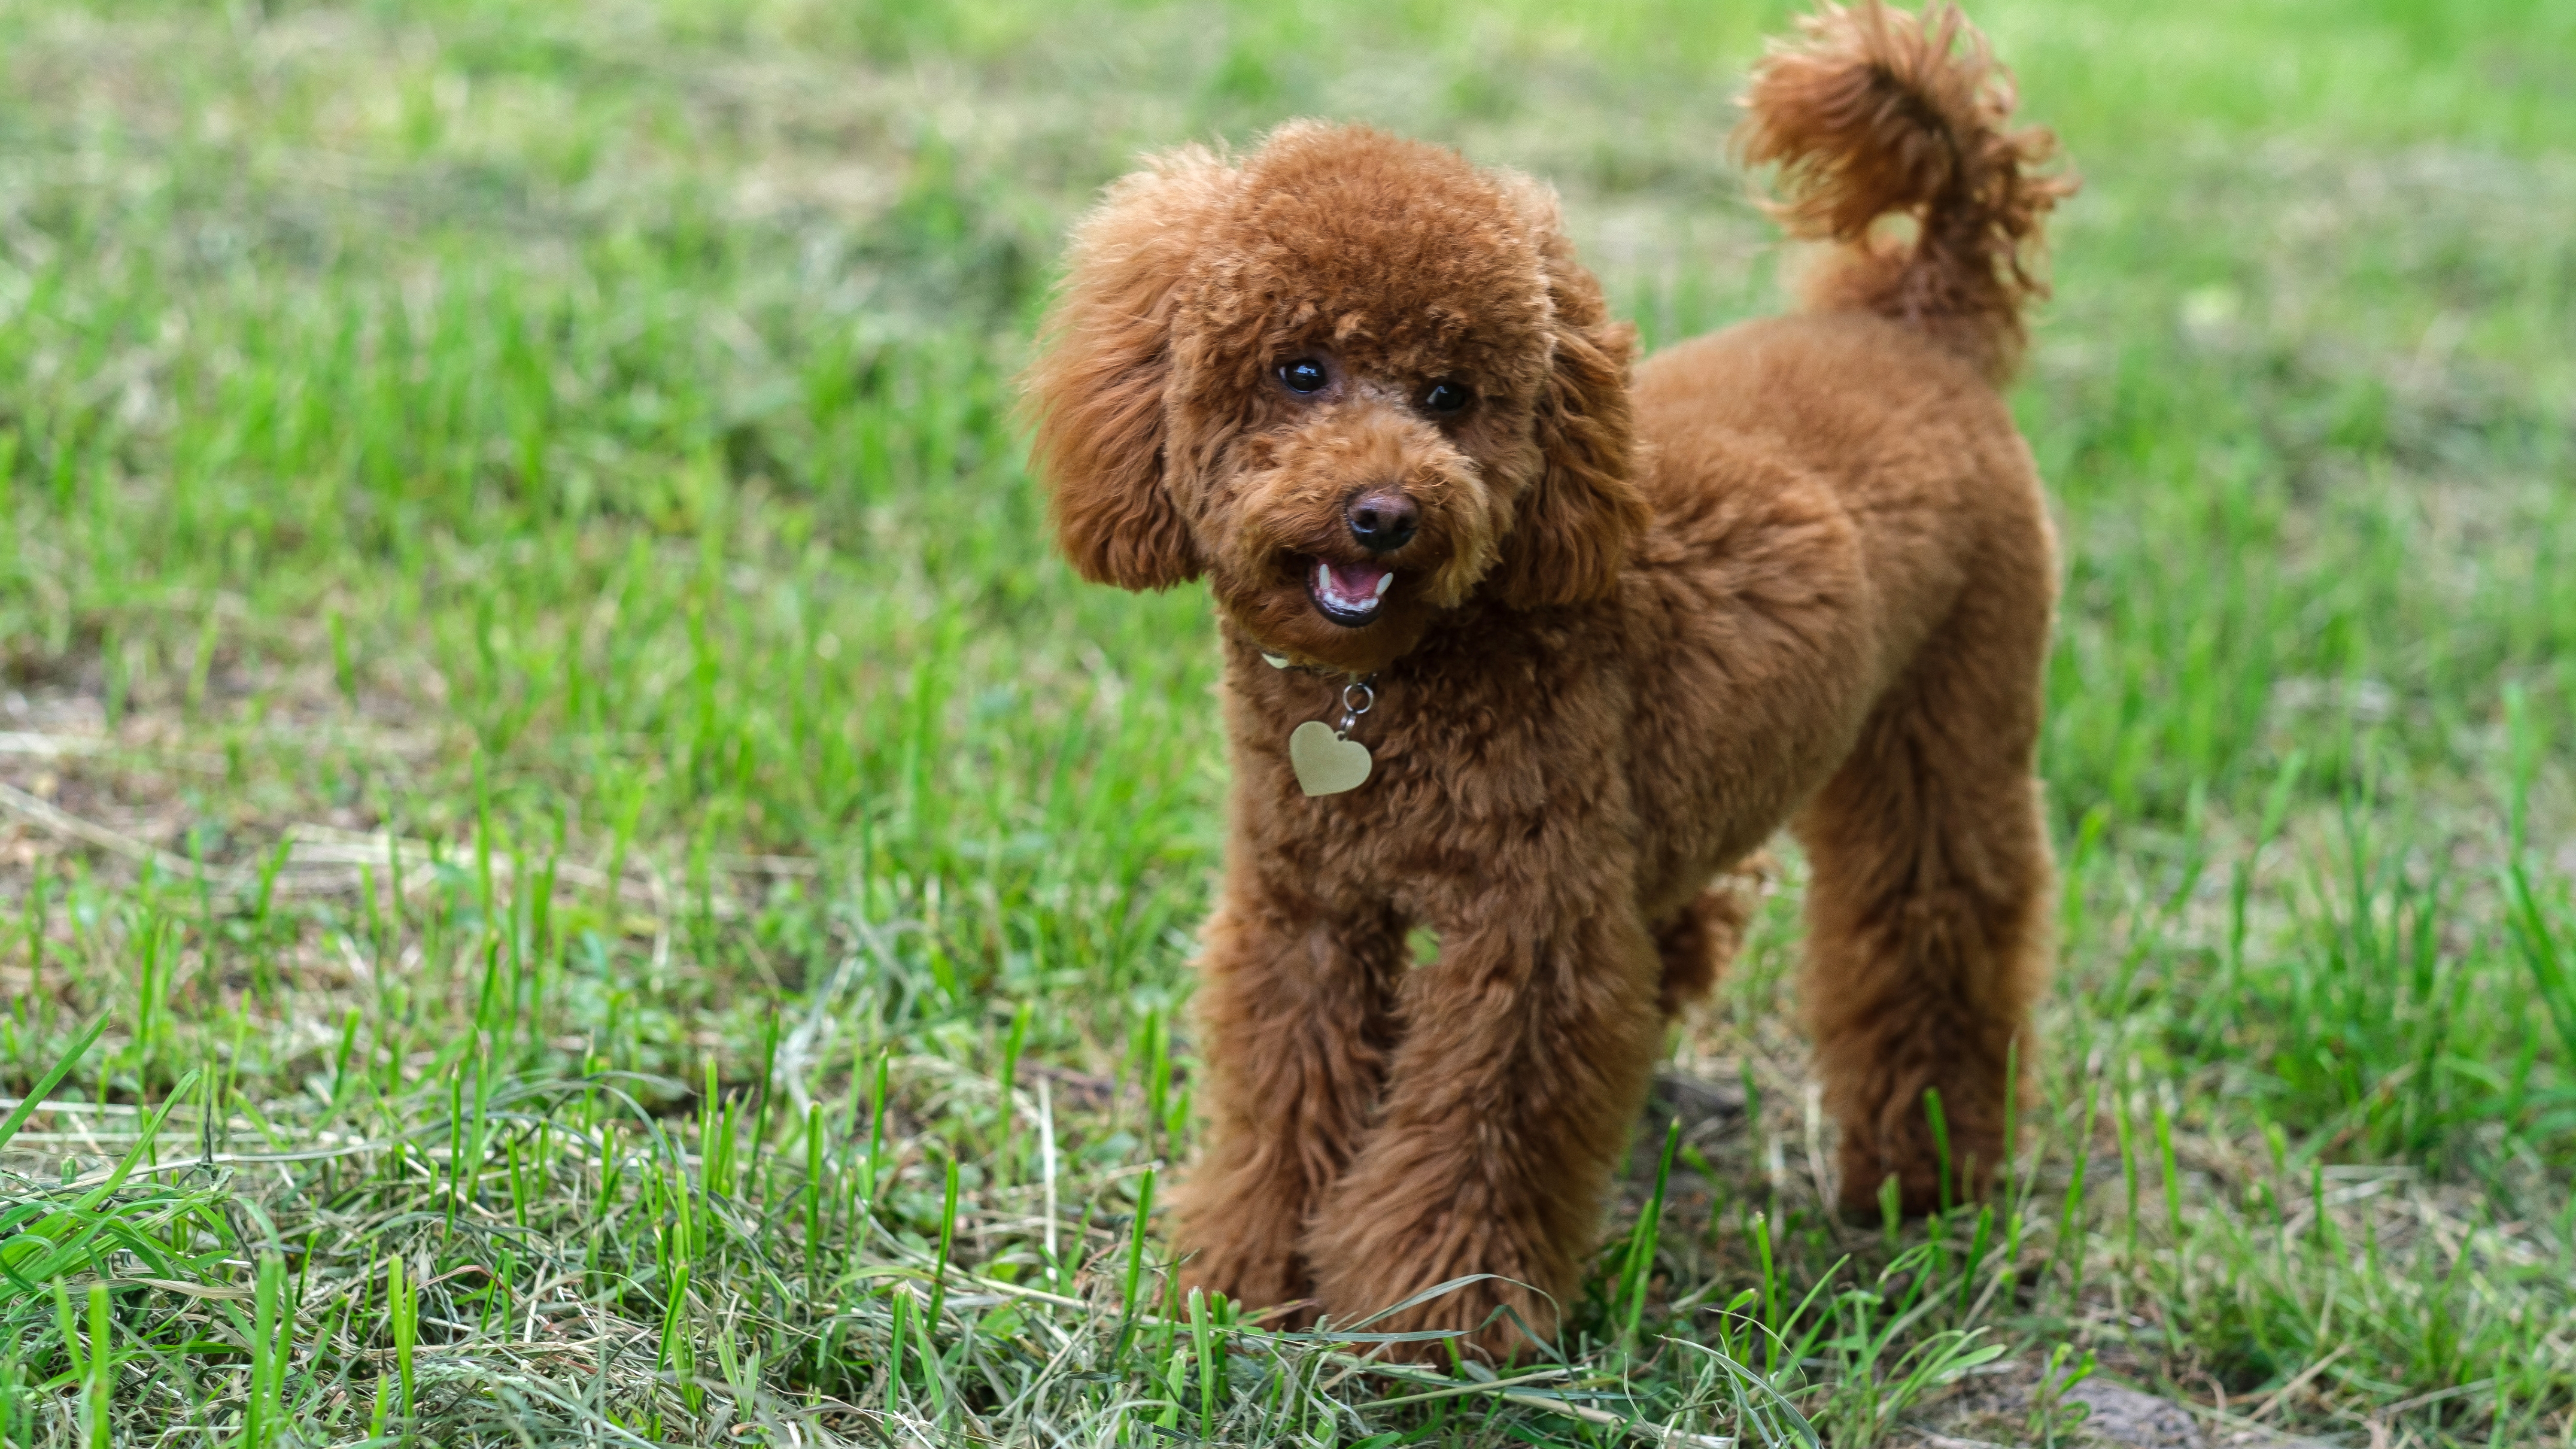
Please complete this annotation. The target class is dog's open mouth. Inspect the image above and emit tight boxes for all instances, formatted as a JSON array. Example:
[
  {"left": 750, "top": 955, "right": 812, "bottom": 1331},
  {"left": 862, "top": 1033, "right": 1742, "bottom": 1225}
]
[{"left": 1306, "top": 556, "right": 1394, "bottom": 626}]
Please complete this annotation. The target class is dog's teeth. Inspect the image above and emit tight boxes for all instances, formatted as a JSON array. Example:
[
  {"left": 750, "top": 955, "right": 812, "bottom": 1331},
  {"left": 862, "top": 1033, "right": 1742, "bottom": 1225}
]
[
  {"left": 1373, "top": 572, "right": 1394, "bottom": 597},
  {"left": 1317, "top": 560, "right": 1332, "bottom": 593}
]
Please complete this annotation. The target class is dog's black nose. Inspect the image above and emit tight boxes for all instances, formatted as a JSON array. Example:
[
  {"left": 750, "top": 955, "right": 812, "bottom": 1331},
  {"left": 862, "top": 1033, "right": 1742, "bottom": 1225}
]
[{"left": 1346, "top": 491, "right": 1419, "bottom": 553}]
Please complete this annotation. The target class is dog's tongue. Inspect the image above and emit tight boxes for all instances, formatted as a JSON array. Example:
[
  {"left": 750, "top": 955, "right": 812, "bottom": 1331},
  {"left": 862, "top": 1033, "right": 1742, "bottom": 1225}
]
[{"left": 1316, "top": 559, "right": 1393, "bottom": 612}]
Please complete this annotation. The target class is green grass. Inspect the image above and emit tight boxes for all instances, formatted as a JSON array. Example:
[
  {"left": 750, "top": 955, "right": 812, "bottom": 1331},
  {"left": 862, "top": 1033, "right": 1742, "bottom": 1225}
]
[{"left": 0, "top": 0, "right": 2570, "bottom": 1443}]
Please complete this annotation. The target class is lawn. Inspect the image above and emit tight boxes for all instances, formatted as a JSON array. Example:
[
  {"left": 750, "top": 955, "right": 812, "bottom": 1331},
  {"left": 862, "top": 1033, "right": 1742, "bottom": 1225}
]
[{"left": 0, "top": 0, "right": 2570, "bottom": 1444}]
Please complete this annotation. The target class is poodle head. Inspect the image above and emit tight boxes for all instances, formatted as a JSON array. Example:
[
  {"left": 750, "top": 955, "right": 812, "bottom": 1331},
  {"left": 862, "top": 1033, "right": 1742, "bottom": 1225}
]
[{"left": 1024, "top": 122, "right": 1646, "bottom": 674}]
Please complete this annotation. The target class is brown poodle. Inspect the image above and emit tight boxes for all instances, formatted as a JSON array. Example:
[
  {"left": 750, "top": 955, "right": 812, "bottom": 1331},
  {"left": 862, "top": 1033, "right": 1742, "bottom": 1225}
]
[{"left": 1022, "top": 0, "right": 2074, "bottom": 1359}]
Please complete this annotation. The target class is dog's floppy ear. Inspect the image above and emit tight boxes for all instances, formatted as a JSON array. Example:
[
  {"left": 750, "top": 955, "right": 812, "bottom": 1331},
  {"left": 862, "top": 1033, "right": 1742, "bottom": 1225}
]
[
  {"left": 1491, "top": 222, "right": 1649, "bottom": 608},
  {"left": 1022, "top": 149, "right": 1236, "bottom": 591}
]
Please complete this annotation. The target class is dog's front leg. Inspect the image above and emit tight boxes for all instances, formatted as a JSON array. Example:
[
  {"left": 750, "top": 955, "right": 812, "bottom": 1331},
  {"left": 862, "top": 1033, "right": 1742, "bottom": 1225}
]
[
  {"left": 1169, "top": 881, "right": 1406, "bottom": 1318},
  {"left": 1301, "top": 896, "right": 1664, "bottom": 1360}
]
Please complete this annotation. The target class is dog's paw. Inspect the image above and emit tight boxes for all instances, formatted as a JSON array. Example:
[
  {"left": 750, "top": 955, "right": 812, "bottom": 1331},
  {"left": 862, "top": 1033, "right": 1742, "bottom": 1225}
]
[
  {"left": 1303, "top": 1209, "right": 1567, "bottom": 1363},
  {"left": 1170, "top": 1224, "right": 1309, "bottom": 1316},
  {"left": 1310, "top": 1267, "right": 1557, "bottom": 1364}
]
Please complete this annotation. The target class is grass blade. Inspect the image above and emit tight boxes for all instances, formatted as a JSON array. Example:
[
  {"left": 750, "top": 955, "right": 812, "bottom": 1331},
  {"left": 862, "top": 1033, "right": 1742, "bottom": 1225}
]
[{"left": 0, "top": 1015, "right": 111, "bottom": 1157}]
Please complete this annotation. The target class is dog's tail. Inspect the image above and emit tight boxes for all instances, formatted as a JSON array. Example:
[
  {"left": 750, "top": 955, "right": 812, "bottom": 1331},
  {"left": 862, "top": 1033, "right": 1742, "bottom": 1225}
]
[{"left": 1736, "top": 1, "right": 2074, "bottom": 383}]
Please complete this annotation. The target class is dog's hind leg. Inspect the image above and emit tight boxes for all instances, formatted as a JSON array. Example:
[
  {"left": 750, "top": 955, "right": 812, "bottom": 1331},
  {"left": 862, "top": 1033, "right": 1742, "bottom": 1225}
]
[
  {"left": 1170, "top": 881, "right": 1407, "bottom": 1315},
  {"left": 1792, "top": 577, "right": 2055, "bottom": 1218},
  {"left": 1653, "top": 865, "right": 1763, "bottom": 1015}
]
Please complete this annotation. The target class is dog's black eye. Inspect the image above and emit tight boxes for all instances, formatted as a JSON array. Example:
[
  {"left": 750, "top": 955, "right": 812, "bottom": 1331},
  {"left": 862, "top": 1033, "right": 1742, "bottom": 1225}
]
[
  {"left": 1279, "top": 358, "right": 1329, "bottom": 395},
  {"left": 1424, "top": 380, "right": 1469, "bottom": 414}
]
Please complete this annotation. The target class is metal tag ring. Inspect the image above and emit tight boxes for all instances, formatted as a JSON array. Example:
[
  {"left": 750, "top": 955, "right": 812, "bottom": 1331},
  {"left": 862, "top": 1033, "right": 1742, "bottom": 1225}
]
[{"left": 1341, "top": 681, "right": 1375, "bottom": 716}]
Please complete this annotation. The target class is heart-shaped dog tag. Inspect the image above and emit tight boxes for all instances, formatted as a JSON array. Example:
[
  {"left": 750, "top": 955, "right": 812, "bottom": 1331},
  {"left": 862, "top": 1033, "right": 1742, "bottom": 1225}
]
[{"left": 1289, "top": 720, "right": 1373, "bottom": 797}]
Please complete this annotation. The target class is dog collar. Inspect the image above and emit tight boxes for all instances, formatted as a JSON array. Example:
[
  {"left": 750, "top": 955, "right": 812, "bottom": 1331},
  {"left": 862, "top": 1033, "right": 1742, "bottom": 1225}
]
[
  {"left": 1252, "top": 649, "right": 1379, "bottom": 796},
  {"left": 1282, "top": 671, "right": 1376, "bottom": 797}
]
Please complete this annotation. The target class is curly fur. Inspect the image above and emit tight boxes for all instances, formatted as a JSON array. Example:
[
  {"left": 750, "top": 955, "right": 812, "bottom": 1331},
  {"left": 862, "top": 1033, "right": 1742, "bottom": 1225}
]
[
  {"left": 1738, "top": 0, "right": 2077, "bottom": 380},
  {"left": 1021, "top": 0, "right": 2072, "bottom": 1361}
]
